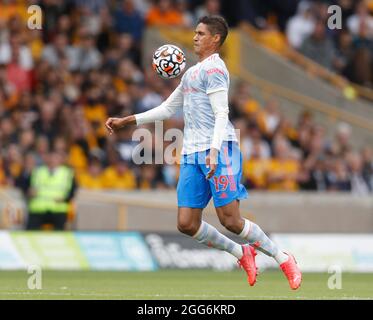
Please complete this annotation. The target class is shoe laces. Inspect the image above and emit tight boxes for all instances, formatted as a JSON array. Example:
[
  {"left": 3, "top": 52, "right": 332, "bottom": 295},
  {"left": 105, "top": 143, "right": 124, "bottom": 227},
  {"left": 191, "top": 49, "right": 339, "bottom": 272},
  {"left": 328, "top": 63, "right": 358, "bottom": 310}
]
[
  {"left": 238, "top": 247, "right": 255, "bottom": 271},
  {"left": 282, "top": 256, "right": 298, "bottom": 277}
]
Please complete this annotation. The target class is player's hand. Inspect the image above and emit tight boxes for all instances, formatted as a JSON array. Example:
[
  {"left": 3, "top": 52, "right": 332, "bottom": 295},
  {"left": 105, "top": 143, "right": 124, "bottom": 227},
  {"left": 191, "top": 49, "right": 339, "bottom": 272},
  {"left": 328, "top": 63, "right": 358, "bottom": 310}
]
[
  {"left": 105, "top": 117, "right": 125, "bottom": 135},
  {"left": 105, "top": 116, "right": 136, "bottom": 135},
  {"left": 206, "top": 148, "right": 219, "bottom": 179}
]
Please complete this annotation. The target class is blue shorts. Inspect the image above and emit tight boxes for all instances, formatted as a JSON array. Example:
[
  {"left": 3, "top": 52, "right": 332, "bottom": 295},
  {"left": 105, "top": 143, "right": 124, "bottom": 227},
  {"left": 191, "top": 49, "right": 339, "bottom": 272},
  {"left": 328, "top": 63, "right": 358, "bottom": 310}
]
[{"left": 177, "top": 141, "right": 248, "bottom": 208}]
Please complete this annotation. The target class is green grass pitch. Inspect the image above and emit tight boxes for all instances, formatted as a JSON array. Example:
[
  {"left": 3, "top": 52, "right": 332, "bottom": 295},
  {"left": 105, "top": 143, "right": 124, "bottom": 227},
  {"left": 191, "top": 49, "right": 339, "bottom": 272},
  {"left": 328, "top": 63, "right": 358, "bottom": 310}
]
[{"left": 0, "top": 270, "right": 372, "bottom": 300}]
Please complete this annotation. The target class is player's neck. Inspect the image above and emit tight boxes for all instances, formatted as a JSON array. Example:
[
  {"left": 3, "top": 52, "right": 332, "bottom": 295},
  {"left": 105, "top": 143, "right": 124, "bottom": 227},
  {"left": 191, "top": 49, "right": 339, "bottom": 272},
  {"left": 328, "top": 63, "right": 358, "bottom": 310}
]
[{"left": 198, "top": 50, "right": 219, "bottom": 62}]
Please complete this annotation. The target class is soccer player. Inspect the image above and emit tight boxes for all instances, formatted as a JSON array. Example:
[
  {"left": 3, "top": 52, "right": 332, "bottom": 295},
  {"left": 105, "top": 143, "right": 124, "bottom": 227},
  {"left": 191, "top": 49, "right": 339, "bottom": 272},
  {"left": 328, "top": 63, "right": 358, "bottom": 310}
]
[{"left": 105, "top": 15, "right": 302, "bottom": 289}]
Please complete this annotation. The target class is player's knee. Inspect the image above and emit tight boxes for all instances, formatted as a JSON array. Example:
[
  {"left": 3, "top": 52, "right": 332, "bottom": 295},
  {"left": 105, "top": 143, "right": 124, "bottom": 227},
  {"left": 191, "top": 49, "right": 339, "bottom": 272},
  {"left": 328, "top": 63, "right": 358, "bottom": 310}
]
[{"left": 177, "top": 220, "right": 198, "bottom": 236}]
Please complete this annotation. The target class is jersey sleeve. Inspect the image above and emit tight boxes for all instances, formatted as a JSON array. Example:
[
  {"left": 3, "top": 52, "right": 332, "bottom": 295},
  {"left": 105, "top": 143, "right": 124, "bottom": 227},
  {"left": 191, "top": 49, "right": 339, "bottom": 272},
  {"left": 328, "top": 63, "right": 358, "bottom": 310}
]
[{"left": 202, "top": 61, "right": 229, "bottom": 94}]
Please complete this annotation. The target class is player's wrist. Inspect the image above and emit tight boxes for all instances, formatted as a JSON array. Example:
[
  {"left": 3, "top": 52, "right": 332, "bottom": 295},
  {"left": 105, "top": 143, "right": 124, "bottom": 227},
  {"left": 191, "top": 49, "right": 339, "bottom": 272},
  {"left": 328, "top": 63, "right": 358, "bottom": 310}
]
[
  {"left": 210, "top": 146, "right": 220, "bottom": 155},
  {"left": 122, "top": 115, "right": 136, "bottom": 126},
  {"left": 209, "top": 147, "right": 219, "bottom": 161}
]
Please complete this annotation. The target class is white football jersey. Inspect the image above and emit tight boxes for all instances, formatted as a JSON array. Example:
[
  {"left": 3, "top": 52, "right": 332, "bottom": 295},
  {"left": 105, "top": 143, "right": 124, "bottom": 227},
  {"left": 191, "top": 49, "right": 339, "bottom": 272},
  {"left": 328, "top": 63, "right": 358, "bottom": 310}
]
[{"left": 180, "top": 53, "right": 237, "bottom": 154}]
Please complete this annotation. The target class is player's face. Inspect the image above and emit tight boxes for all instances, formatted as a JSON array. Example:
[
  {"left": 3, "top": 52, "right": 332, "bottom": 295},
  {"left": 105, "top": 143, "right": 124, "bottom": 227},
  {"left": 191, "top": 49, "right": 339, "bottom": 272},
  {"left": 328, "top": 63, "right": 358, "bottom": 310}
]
[{"left": 193, "top": 23, "right": 219, "bottom": 57}]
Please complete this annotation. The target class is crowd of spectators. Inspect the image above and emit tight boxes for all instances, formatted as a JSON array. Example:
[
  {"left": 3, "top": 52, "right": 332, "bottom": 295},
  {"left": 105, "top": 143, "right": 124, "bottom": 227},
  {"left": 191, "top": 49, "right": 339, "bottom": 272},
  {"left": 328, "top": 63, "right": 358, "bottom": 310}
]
[
  {"left": 230, "top": 81, "right": 373, "bottom": 194},
  {"left": 0, "top": 0, "right": 372, "bottom": 196},
  {"left": 283, "top": 0, "right": 373, "bottom": 88},
  {"left": 234, "top": 0, "right": 373, "bottom": 88}
]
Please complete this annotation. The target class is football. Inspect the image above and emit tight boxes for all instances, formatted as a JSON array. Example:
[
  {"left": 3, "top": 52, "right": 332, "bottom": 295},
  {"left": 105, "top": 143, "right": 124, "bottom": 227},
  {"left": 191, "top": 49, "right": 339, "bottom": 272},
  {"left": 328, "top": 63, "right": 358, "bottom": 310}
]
[{"left": 152, "top": 44, "right": 186, "bottom": 79}]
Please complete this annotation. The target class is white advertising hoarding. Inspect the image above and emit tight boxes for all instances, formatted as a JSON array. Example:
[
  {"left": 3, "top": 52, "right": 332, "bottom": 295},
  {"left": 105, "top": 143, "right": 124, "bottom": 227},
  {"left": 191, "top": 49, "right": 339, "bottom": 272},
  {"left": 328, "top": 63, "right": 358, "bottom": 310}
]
[
  {"left": 271, "top": 234, "right": 373, "bottom": 272},
  {"left": 0, "top": 231, "right": 25, "bottom": 269}
]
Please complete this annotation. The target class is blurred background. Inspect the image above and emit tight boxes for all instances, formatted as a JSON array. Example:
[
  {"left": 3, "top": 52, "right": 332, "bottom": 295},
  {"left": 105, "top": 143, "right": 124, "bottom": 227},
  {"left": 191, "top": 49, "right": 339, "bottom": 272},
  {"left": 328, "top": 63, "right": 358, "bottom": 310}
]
[{"left": 0, "top": 0, "right": 372, "bottom": 273}]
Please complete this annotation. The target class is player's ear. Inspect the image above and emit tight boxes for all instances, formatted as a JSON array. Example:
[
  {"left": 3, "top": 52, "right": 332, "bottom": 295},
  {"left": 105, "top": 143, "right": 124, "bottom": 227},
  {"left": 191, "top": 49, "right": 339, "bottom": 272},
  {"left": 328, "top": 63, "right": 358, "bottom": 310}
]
[{"left": 213, "top": 34, "right": 221, "bottom": 46}]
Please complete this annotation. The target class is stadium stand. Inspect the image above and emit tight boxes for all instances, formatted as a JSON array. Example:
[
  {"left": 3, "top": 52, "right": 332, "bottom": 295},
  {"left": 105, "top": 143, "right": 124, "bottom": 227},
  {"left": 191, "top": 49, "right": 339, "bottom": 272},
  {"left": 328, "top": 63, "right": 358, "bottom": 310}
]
[{"left": 0, "top": 0, "right": 372, "bottom": 206}]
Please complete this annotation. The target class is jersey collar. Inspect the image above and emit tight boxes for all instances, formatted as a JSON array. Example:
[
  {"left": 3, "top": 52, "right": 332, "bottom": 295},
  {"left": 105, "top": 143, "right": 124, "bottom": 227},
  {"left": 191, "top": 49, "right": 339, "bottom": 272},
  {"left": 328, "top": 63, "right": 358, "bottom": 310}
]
[{"left": 199, "top": 53, "right": 219, "bottom": 64}]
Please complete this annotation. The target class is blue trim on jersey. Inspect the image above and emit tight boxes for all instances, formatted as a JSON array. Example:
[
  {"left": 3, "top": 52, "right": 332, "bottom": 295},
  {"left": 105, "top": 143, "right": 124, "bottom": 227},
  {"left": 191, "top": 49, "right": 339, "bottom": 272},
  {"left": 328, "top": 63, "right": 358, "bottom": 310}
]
[{"left": 177, "top": 141, "right": 248, "bottom": 208}]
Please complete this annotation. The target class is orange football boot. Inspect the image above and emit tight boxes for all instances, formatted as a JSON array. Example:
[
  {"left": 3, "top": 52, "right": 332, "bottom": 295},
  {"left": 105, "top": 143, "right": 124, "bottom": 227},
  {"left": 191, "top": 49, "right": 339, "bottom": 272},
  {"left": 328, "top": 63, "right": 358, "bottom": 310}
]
[
  {"left": 280, "top": 253, "right": 302, "bottom": 290},
  {"left": 238, "top": 245, "right": 258, "bottom": 286}
]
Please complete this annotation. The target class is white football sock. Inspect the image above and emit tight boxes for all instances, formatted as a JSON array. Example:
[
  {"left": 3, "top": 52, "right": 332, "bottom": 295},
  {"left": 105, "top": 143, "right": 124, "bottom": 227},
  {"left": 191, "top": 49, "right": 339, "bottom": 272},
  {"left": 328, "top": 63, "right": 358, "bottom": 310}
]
[
  {"left": 238, "top": 219, "right": 288, "bottom": 264},
  {"left": 193, "top": 221, "right": 243, "bottom": 259}
]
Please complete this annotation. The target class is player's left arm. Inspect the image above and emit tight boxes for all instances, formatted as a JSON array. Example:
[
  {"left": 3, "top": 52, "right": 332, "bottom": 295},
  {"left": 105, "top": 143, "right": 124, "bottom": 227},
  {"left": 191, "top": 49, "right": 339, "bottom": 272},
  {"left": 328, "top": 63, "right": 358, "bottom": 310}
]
[
  {"left": 206, "top": 89, "right": 229, "bottom": 179},
  {"left": 204, "top": 62, "right": 230, "bottom": 179}
]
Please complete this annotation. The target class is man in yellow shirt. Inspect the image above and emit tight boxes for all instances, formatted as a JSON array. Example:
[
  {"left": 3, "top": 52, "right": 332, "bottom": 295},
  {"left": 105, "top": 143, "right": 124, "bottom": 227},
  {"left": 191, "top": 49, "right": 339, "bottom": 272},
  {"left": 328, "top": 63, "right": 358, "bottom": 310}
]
[
  {"left": 25, "top": 151, "right": 77, "bottom": 230},
  {"left": 266, "top": 136, "right": 300, "bottom": 191},
  {"left": 77, "top": 156, "right": 105, "bottom": 189},
  {"left": 102, "top": 158, "right": 136, "bottom": 189}
]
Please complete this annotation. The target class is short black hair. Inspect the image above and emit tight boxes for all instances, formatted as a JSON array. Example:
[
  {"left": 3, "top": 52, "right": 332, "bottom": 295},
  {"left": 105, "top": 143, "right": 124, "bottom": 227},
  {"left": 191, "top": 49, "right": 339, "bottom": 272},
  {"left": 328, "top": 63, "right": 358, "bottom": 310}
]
[{"left": 197, "top": 15, "right": 229, "bottom": 46}]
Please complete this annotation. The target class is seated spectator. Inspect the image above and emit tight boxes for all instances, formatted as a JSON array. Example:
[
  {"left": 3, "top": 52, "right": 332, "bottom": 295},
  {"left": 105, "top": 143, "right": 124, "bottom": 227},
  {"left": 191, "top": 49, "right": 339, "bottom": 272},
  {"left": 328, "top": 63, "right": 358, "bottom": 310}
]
[
  {"left": 257, "top": 98, "right": 281, "bottom": 140},
  {"left": 0, "top": 33, "right": 33, "bottom": 70},
  {"left": 327, "top": 122, "right": 353, "bottom": 158},
  {"left": 74, "top": 0, "right": 108, "bottom": 15},
  {"left": 68, "top": 143, "right": 88, "bottom": 172},
  {"left": 28, "top": 29, "right": 44, "bottom": 62},
  {"left": 286, "top": 1, "right": 315, "bottom": 49},
  {"left": 146, "top": 0, "right": 184, "bottom": 27},
  {"left": 299, "top": 19, "right": 336, "bottom": 69},
  {"left": 274, "top": 117, "right": 298, "bottom": 146},
  {"left": 136, "top": 86, "right": 163, "bottom": 113},
  {"left": 33, "top": 99, "right": 60, "bottom": 143},
  {"left": 116, "top": 58, "right": 144, "bottom": 85},
  {"left": 334, "top": 30, "right": 354, "bottom": 74},
  {"left": 229, "top": 81, "right": 261, "bottom": 122},
  {"left": 0, "top": 1, "right": 28, "bottom": 24},
  {"left": 83, "top": 85, "right": 108, "bottom": 148},
  {"left": 298, "top": 156, "right": 329, "bottom": 191},
  {"left": 15, "top": 152, "right": 36, "bottom": 194},
  {"left": 5, "top": 46, "right": 32, "bottom": 92},
  {"left": 101, "top": 158, "right": 136, "bottom": 189},
  {"left": 343, "top": 46, "right": 373, "bottom": 88},
  {"left": 77, "top": 156, "right": 105, "bottom": 189},
  {"left": 195, "top": 0, "right": 221, "bottom": 23},
  {"left": 243, "top": 142, "right": 270, "bottom": 190},
  {"left": 347, "top": 151, "right": 371, "bottom": 195},
  {"left": 347, "top": 0, "right": 373, "bottom": 38},
  {"left": 76, "top": 3, "right": 104, "bottom": 36},
  {"left": 0, "top": 64, "right": 18, "bottom": 110},
  {"left": 361, "top": 146, "right": 373, "bottom": 190},
  {"left": 41, "top": 33, "right": 79, "bottom": 71},
  {"left": 115, "top": 126, "right": 138, "bottom": 164},
  {"left": 113, "top": 33, "right": 140, "bottom": 67},
  {"left": 176, "top": 0, "right": 194, "bottom": 28},
  {"left": 337, "top": 0, "right": 355, "bottom": 26},
  {"left": 75, "top": 34, "right": 102, "bottom": 72},
  {"left": 241, "top": 124, "right": 271, "bottom": 161},
  {"left": 0, "top": 117, "right": 17, "bottom": 147},
  {"left": 327, "top": 159, "right": 351, "bottom": 192},
  {"left": 3, "top": 143, "right": 24, "bottom": 186},
  {"left": 266, "top": 136, "right": 300, "bottom": 191},
  {"left": 19, "top": 129, "right": 36, "bottom": 154},
  {"left": 114, "top": 0, "right": 144, "bottom": 41},
  {"left": 257, "top": 22, "right": 288, "bottom": 54},
  {"left": 137, "top": 164, "right": 166, "bottom": 189}
]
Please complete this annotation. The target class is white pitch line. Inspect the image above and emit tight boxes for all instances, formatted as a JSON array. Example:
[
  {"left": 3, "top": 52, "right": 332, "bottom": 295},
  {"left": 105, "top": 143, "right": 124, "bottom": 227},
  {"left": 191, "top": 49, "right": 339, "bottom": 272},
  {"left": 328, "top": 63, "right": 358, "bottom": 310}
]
[{"left": 0, "top": 291, "right": 372, "bottom": 300}]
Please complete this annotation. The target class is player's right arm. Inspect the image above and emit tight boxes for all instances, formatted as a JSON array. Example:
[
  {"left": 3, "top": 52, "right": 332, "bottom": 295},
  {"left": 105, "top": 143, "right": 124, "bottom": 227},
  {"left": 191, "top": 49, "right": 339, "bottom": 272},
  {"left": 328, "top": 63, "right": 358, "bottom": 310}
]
[{"left": 105, "top": 84, "right": 183, "bottom": 135}]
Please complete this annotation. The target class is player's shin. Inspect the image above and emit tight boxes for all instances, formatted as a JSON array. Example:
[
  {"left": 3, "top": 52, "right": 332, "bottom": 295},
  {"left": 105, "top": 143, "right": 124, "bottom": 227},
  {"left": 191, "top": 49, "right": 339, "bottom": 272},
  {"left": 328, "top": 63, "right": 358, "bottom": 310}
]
[
  {"left": 238, "top": 219, "right": 288, "bottom": 265},
  {"left": 192, "top": 221, "right": 243, "bottom": 259}
]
